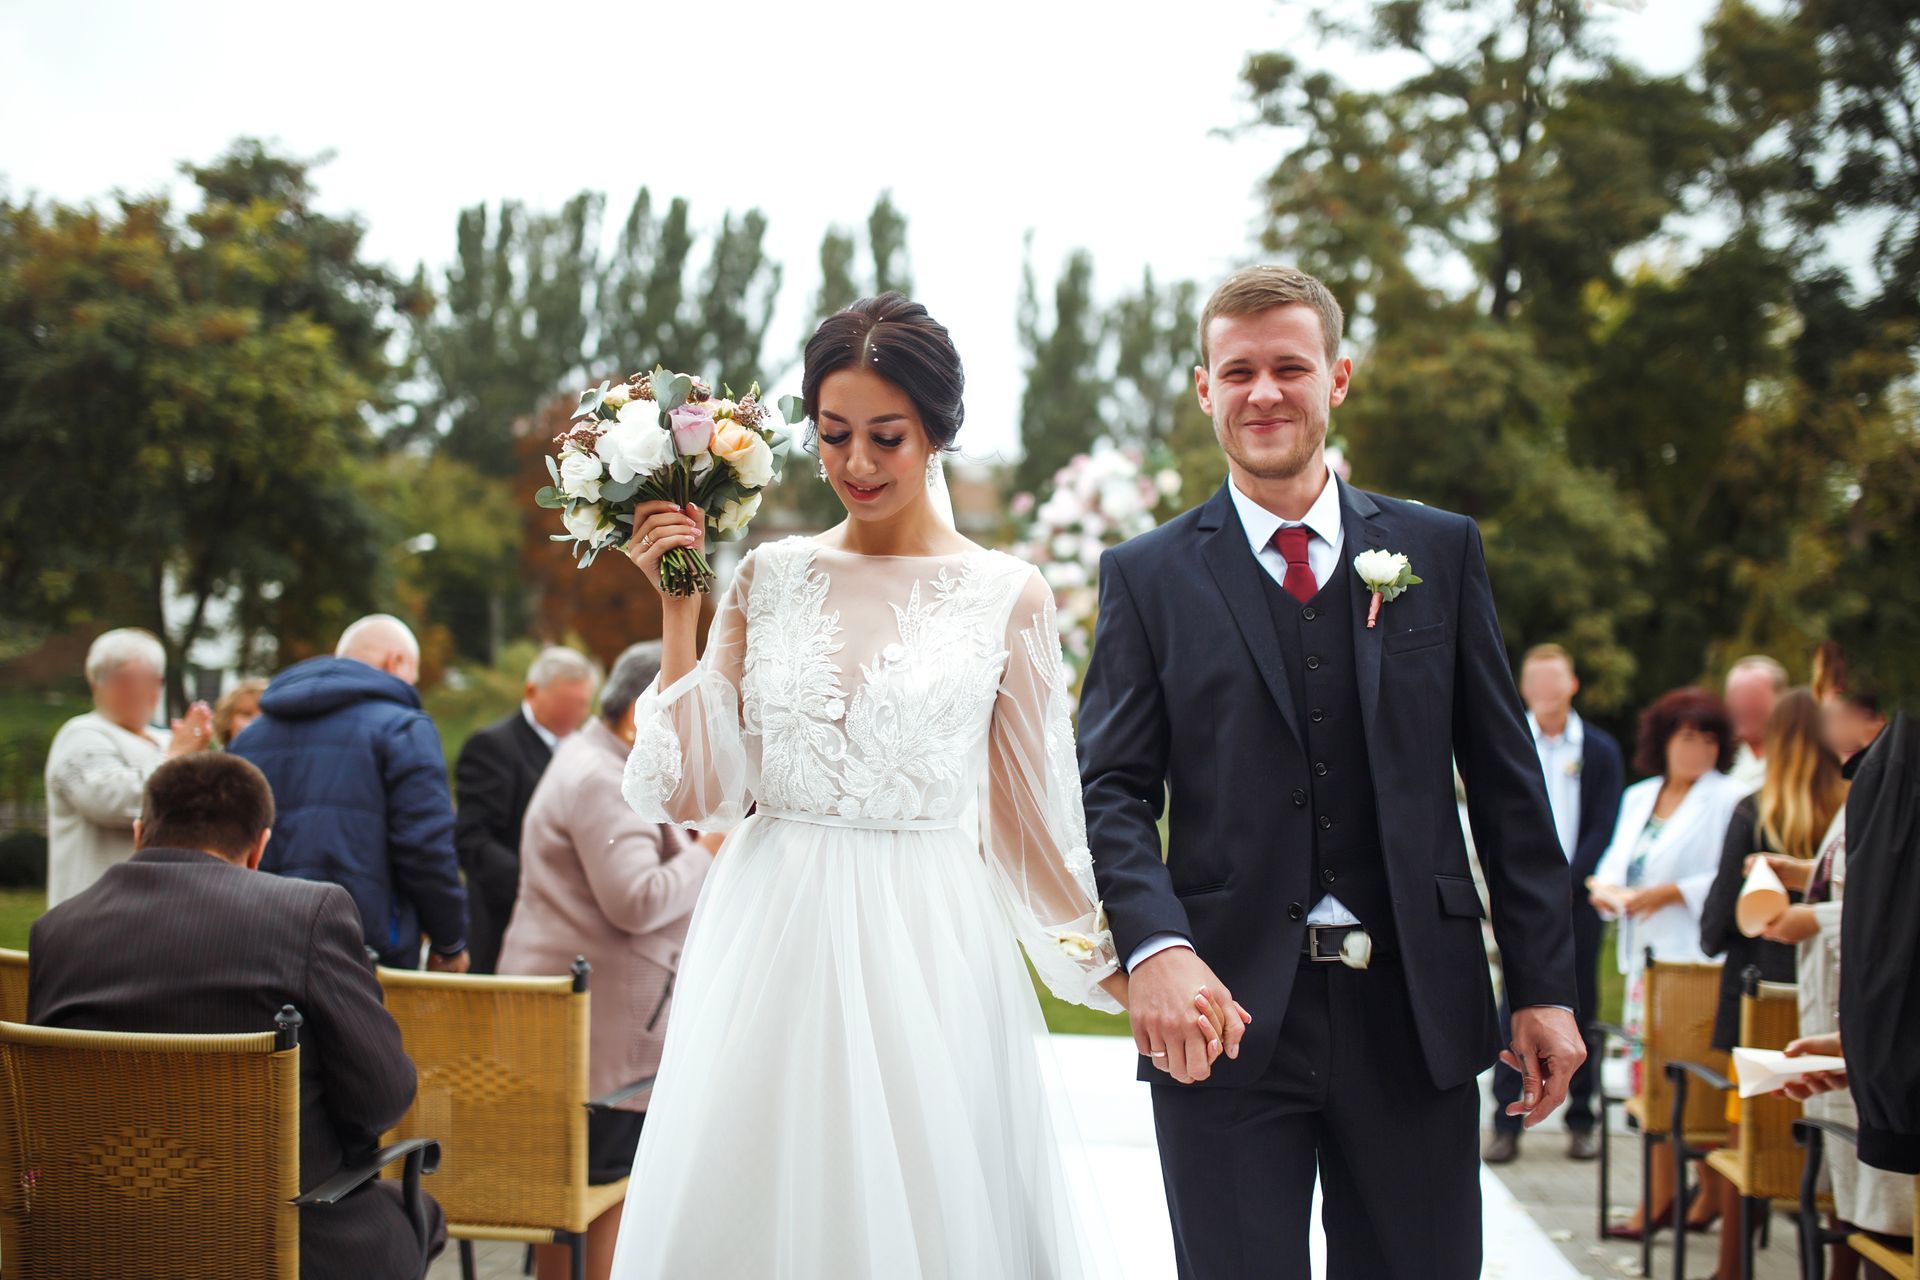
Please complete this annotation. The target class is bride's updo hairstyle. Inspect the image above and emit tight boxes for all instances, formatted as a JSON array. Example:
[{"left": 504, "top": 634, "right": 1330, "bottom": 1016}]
[{"left": 801, "top": 292, "right": 964, "bottom": 452}]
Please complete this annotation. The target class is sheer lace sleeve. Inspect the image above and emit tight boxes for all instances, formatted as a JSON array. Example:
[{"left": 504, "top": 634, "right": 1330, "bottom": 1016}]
[
  {"left": 982, "top": 567, "right": 1122, "bottom": 1012},
  {"left": 622, "top": 551, "right": 758, "bottom": 830}
]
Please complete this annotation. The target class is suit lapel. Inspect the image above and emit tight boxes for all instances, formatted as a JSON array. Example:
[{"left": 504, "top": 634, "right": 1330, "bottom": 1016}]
[
  {"left": 1340, "top": 480, "right": 1387, "bottom": 735},
  {"left": 1196, "top": 484, "right": 1303, "bottom": 748},
  {"left": 509, "top": 711, "right": 554, "bottom": 773}
]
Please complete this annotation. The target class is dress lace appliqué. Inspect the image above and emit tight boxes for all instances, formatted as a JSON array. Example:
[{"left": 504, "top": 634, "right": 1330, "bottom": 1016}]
[
  {"left": 741, "top": 539, "right": 849, "bottom": 816},
  {"left": 837, "top": 557, "right": 1018, "bottom": 822}
]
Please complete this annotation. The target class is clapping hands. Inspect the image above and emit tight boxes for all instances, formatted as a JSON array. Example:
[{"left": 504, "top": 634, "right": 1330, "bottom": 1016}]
[
  {"left": 166, "top": 701, "right": 214, "bottom": 756},
  {"left": 1126, "top": 947, "right": 1252, "bottom": 1084}
]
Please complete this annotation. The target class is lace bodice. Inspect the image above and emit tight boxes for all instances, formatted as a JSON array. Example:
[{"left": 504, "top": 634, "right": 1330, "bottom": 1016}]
[{"left": 622, "top": 536, "right": 1120, "bottom": 1009}]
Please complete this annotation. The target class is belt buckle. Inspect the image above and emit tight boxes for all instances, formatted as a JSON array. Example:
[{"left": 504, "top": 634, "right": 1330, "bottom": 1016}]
[{"left": 1305, "top": 924, "right": 1344, "bottom": 963}]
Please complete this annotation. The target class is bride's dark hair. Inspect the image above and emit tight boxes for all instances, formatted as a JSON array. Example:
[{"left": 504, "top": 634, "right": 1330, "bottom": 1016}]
[{"left": 801, "top": 293, "right": 964, "bottom": 451}]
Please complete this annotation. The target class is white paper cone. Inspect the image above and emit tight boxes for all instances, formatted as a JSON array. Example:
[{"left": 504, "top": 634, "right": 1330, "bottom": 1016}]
[{"left": 1736, "top": 857, "right": 1790, "bottom": 937}]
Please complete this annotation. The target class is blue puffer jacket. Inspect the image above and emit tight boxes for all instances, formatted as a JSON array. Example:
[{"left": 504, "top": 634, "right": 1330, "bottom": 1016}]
[{"left": 231, "top": 656, "right": 468, "bottom": 967}]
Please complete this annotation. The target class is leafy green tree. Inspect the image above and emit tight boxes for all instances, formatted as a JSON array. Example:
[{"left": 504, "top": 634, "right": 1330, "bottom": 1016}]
[
  {"left": 814, "top": 227, "right": 860, "bottom": 322},
  {"left": 868, "top": 191, "right": 912, "bottom": 297},
  {"left": 0, "top": 140, "right": 404, "bottom": 709},
  {"left": 1015, "top": 246, "right": 1106, "bottom": 495},
  {"left": 598, "top": 188, "right": 694, "bottom": 374},
  {"left": 411, "top": 193, "right": 601, "bottom": 476}
]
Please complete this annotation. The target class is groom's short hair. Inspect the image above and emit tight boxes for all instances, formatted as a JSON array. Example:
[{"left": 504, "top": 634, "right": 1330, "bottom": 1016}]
[{"left": 1199, "top": 266, "right": 1345, "bottom": 368}]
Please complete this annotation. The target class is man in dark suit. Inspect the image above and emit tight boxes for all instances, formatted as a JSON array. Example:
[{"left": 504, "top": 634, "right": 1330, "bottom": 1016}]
[
  {"left": 1080, "top": 265, "right": 1584, "bottom": 1278},
  {"left": 1484, "top": 643, "right": 1624, "bottom": 1164},
  {"left": 454, "top": 645, "right": 595, "bottom": 972},
  {"left": 28, "top": 752, "right": 446, "bottom": 1280}
]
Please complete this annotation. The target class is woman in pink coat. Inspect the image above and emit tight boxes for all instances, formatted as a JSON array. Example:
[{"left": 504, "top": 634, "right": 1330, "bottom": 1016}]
[{"left": 499, "top": 640, "right": 713, "bottom": 1280}]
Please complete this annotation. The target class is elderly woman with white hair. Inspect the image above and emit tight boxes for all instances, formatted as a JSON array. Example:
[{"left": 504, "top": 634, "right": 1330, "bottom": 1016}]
[{"left": 44, "top": 627, "right": 212, "bottom": 906}]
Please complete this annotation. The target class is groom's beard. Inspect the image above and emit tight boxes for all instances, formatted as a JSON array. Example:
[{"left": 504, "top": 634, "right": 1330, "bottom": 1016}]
[{"left": 1216, "top": 412, "right": 1327, "bottom": 482}]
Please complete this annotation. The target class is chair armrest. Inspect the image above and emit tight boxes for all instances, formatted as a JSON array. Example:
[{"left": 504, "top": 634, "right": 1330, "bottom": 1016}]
[
  {"left": 1793, "top": 1117, "right": 1860, "bottom": 1150},
  {"left": 1668, "top": 1059, "right": 1734, "bottom": 1094},
  {"left": 587, "top": 1076, "right": 657, "bottom": 1113},
  {"left": 1591, "top": 1021, "right": 1640, "bottom": 1051},
  {"left": 294, "top": 1138, "right": 442, "bottom": 1206}
]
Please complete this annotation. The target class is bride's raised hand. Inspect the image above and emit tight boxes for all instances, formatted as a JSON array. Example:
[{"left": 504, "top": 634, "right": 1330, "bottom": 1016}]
[{"left": 623, "top": 501, "right": 705, "bottom": 595}]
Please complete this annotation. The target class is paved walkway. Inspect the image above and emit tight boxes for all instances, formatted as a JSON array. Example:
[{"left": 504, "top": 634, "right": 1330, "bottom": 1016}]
[{"left": 435, "top": 1034, "right": 1818, "bottom": 1278}]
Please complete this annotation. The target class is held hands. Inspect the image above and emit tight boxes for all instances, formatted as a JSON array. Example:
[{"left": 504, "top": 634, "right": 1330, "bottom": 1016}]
[
  {"left": 623, "top": 501, "right": 705, "bottom": 598},
  {"left": 426, "top": 949, "right": 471, "bottom": 974},
  {"left": 1500, "top": 1006, "right": 1588, "bottom": 1128},
  {"left": 166, "top": 701, "right": 214, "bottom": 756},
  {"left": 1127, "top": 946, "right": 1252, "bottom": 1084},
  {"left": 1775, "top": 1032, "right": 1847, "bottom": 1101}
]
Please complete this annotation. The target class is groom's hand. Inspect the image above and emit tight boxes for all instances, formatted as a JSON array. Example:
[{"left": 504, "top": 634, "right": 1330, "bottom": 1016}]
[
  {"left": 1129, "top": 947, "right": 1249, "bottom": 1085},
  {"left": 1500, "top": 1006, "right": 1587, "bottom": 1128}
]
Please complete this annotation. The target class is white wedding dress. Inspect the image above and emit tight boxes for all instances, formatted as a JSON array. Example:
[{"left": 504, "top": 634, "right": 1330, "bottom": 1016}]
[{"left": 609, "top": 536, "right": 1123, "bottom": 1280}]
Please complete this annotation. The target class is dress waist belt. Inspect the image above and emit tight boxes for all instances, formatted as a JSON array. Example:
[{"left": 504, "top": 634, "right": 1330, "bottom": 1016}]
[{"left": 757, "top": 808, "right": 961, "bottom": 833}]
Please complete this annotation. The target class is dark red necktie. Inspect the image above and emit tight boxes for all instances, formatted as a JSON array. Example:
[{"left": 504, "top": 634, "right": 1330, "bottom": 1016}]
[{"left": 1272, "top": 526, "right": 1318, "bottom": 602}]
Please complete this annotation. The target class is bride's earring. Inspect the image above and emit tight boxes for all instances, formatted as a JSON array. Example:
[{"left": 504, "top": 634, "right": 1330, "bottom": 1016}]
[
  {"left": 925, "top": 453, "right": 940, "bottom": 488},
  {"left": 817, "top": 459, "right": 829, "bottom": 482}
]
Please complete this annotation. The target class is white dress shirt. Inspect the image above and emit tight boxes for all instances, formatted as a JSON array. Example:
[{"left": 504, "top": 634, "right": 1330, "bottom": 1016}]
[
  {"left": 521, "top": 701, "right": 561, "bottom": 752},
  {"left": 1528, "top": 709, "right": 1584, "bottom": 861},
  {"left": 1728, "top": 741, "right": 1766, "bottom": 795},
  {"left": 1128, "top": 468, "right": 1358, "bottom": 973}
]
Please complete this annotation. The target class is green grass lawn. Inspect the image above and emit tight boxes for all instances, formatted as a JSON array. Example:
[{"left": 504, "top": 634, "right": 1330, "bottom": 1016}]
[{"left": 0, "top": 888, "right": 40, "bottom": 951}]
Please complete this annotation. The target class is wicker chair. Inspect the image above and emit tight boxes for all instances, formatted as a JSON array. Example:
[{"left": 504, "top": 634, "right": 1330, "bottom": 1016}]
[
  {"left": 0, "top": 1009, "right": 440, "bottom": 1280},
  {"left": 0, "top": 949, "right": 25, "bottom": 1024},
  {"left": 1594, "top": 951, "right": 1729, "bottom": 1277},
  {"left": 1794, "top": 1120, "right": 1919, "bottom": 1280},
  {"left": 1666, "top": 968, "right": 1805, "bottom": 1280},
  {"left": 375, "top": 959, "right": 647, "bottom": 1280}
]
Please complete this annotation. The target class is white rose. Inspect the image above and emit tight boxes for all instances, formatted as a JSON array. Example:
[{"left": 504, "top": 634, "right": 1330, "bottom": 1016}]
[
  {"left": 563, "top": 502, "right": 613, "bottom": 546},
  {"left": 558, "top": 450, "right": 604, "bottom": 503},
  {"left": 714, "top": 491, "right": 763, "bottom": 536},
  {"left": 602, "top": 382, "right": 633, "bottom": 408},
  {"left": 1353, "top": 549, "right": 1407, "bottom": 587},
  {"left": 597, "top": 400, "right": 675, "bottom": 483}
]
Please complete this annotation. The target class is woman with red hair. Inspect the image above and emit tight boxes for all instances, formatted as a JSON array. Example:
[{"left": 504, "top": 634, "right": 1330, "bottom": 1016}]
[{"left": 1591, "top": 686, "right": 1745, "bottom": 1235}]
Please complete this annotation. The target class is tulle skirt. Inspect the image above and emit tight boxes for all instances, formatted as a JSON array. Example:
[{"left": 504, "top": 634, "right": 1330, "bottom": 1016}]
[{"left": 609, "top": 811, "right": 1106, "bottom": 1280}]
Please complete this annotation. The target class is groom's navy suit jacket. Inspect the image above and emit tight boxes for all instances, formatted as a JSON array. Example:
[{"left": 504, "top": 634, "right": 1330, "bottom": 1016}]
[{"left": 1079, "top": 478, "right": 1575, "bottom": 1090}]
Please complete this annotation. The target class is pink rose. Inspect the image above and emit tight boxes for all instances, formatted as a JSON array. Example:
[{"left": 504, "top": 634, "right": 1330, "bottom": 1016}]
[{"left": 669, "top": 403, "right": 714, "bottom": 455}]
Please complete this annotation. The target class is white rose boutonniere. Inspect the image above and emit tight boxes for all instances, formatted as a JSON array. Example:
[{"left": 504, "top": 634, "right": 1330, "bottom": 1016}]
[{"left": 1352, "top": 549, "right": 1422, "bottom": 629}]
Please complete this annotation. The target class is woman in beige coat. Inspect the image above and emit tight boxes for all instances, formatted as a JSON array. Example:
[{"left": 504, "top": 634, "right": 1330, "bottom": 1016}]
[{"left": 498, "top": 639, "right": 712, "bottom": 1280}]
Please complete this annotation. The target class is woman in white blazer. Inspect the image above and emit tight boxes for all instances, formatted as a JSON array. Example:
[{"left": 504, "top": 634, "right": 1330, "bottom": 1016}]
[{"left": 1590, "top": 686, "right": 1744, "bottom": 1235}]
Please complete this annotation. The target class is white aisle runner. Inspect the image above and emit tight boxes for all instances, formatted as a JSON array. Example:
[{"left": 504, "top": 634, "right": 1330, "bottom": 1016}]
[{"left": 1043, "top": 1034, "right": 1580, "bottom": 1279}]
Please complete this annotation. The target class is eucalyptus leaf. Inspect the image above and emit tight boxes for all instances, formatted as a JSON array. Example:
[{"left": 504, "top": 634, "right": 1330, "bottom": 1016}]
[
  {"left": 601, "top": 475, "right": 642, "bottom": 504},
  {"left": 656, "top": 372, "right": 693, "bottom": 413},
  {"left": 544, "top": 454, "right": 561, "bottom": 485},
  {"left": 534, "top": 485, "right": 565, "bottom": 509},
  {"left": 778, "top": 394, "right": 805, "bottom": 426}
]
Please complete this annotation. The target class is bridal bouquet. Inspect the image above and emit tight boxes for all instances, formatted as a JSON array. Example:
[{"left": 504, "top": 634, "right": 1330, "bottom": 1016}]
[{"left": 536, "top": 368, "right": 799, "bottom": 594}]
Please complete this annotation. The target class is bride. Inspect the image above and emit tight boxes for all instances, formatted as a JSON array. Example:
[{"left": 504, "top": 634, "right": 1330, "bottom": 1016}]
[{"left": 607, "top": 293, "right": 1149, "bottom": 1278}]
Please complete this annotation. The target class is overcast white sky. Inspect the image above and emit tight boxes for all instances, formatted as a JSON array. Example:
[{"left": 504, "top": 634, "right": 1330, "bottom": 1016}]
[{"left": 3, "top": 0, "right": 1723, "bottom": 463}]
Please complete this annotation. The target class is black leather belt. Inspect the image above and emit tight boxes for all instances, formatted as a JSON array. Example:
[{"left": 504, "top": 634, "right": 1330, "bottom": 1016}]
[{"left": 1302, "top": 923, "right": 1366, "bottom": 963}]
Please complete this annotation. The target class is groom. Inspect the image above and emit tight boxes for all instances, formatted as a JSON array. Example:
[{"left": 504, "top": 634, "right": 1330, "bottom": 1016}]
[{"left": 1079, "top": 265, "right": 1584, "bottom": 1278}]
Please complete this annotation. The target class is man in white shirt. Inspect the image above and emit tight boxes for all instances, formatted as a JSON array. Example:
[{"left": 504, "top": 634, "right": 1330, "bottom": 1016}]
[
  {"left": 1725, "top": 655, "right": 1786, "bottom": 794},
  {"left": 1485, "top": 644, "right": 1625, "bottom": 1164}
]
